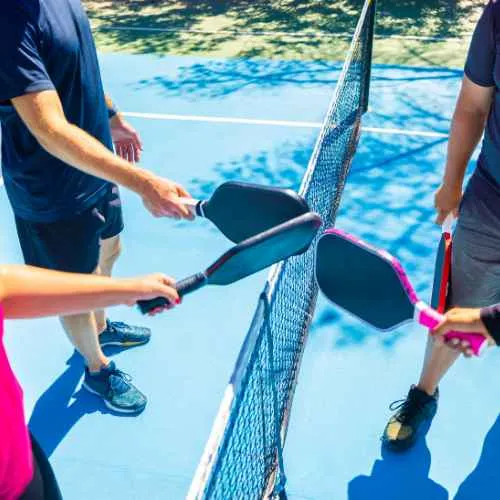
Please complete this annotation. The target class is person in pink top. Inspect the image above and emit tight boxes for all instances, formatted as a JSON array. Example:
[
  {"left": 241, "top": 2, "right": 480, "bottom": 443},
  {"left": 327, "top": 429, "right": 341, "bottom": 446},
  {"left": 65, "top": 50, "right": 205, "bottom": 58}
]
[{"left": 0, "top": 265, "right": 179, "bottom": 499}]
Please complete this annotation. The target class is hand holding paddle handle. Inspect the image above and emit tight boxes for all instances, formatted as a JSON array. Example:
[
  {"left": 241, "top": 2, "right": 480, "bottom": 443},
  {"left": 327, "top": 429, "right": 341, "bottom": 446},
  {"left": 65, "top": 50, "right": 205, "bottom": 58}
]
[
  {"left": 137, "top": 212, "right": 321, "bottom": 315},
  {"left": 415, "top": 301, "right": 488, "bottom": 356},
  {"left": 137, "top": 273, "right": 207, "bottom": 313},
  {"left": 442, "top": 212, "right": 454, "bottom": 236},
  {"left": 179, "top": 197, "right": 206, "bottom": 217}
]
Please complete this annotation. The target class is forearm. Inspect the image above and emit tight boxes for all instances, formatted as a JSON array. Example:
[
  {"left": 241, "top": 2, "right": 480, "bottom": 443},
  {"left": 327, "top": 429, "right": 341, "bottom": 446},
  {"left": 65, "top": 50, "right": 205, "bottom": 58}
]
[
  {"left": 480, "top": 304, "right": 500, "bottom": 345},
  {"left": 0, "top": 265, "right": 139, "bottom": 319},
  {"left": 11, "top": 90, "right": 150, "bottom": 194},
  {"left": 444, "top": 106, "right": 488, "bottom": 188},
  {"left": 39, "top": 119, "right": 149, "bottom": 193}
]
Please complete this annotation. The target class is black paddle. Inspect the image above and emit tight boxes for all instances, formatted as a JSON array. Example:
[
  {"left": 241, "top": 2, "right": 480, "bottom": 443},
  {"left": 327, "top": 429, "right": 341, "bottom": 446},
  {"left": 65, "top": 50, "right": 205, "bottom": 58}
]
[
  {"left": 138, "top": 212, "right": 322, "bottom": 314},
  {"left": 180, "top": 181, "right": 309, "bottom": 243}
]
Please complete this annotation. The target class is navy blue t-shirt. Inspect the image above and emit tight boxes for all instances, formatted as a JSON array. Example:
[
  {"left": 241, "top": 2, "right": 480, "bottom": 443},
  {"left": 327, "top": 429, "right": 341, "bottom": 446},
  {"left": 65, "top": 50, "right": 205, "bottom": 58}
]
[
  {"left": 0, "top": 0, "right": 111, "bottom": 222},
  {"left": 465, "top": 0, "right": 500, "bottom": 187}
]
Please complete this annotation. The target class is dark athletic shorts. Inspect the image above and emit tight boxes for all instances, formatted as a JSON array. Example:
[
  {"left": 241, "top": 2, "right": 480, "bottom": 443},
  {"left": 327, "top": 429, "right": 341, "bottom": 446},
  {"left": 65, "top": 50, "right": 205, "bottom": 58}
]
[
  {"left": 15, "top": 185, "right": 124, "bottom": 274},
  {"left": 20, "top": 432, "right": 63, "bottom": 500},
  {"left": 449, "top": 165, "right": 500, "bottom": 308}
]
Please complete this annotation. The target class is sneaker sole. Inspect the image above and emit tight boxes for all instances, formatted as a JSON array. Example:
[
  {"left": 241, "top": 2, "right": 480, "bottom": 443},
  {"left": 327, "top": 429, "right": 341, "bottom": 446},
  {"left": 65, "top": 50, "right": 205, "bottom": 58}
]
[
  {"left": 99, "top": 338, "right": 151, "bottom": 348},
  {"left": 82, "top": 382, "right": 146, "bottom": 414}
]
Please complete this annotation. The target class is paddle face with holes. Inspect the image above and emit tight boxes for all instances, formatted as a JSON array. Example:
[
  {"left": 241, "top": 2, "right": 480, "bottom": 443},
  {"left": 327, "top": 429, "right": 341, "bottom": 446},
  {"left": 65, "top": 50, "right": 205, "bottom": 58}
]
[
  {"left": 137, "top": 212, "right": 322, "bottom": 314},
  {"left": 197, "top": 181, "right": 310, "bottom": 243}
]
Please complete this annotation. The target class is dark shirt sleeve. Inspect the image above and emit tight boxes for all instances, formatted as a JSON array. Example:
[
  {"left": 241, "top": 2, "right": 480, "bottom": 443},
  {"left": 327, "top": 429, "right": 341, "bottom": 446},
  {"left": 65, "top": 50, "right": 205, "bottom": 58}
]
[
  {"left": 464, "top": 1, "right": 496, "bottom": 87},
  {"left": 0, "top": 4, "right": 54, "bottom": 102},
  {"left": 480, "top": 304, "right": 500, "bottom": 345}
]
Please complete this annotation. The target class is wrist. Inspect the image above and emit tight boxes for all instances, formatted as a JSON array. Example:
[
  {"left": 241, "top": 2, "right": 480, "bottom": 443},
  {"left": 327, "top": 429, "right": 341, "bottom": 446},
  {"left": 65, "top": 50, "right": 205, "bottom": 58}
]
[
  {"left": 129, "top": 168, "right": 155, "bottom": 196},
  {"left": 105, "top": 95, "right": 119, "bottom": 120},
  {"left": 118, "top": 277, "right": 144, "bottom": 303},
  {"left": 442, "top": 167, "right": 465, "bottom": 191}
]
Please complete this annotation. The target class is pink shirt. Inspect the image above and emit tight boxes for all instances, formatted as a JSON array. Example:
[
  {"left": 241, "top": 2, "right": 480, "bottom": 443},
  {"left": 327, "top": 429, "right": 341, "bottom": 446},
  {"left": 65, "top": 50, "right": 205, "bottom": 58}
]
[{"left": 0, "top": 305, "right": 33, "bottom": 499}]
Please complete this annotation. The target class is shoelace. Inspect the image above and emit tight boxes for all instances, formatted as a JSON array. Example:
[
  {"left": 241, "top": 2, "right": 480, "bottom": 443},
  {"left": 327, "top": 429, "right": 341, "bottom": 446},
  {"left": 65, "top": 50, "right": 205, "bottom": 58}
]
[
  {"left": 108, "top": 368, "right": 133, "bottom": 394},
  {"left": 389, "top": 397, "right": 425, "bottom": 423}
]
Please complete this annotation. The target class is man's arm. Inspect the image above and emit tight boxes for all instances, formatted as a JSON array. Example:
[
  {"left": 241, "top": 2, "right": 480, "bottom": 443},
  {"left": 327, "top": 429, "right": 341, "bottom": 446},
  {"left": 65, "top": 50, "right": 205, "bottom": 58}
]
[
  {"left": 11, "top": 90, "right": 191, "bottom": 219},
  {"left": 435, "top": 75, "right": 494, "bottom": 224},
  {"left": 0, "top": 264, "right": 179, "bottom": 319}
]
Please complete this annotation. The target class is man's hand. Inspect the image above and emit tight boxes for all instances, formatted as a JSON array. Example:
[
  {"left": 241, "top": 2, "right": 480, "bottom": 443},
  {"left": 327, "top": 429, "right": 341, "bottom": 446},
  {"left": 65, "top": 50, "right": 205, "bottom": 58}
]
[
  {"left": 431, "top": 307, "right": 493, "bottom": 357},
  {"left": 434, "top": 183, "right": 462, "bottom": 225},
  {"left": 110, "top": 114, "right": 143, "bottom": 163},
  {"left": 139, "top": 174, "right": 194, "bottom": 220}
]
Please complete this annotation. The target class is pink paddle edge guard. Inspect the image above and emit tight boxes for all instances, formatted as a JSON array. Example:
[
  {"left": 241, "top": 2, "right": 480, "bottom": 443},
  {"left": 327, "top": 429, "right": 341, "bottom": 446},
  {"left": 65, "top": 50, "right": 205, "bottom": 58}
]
[{"left": 324, "top": 229, "right": 488, "bottom": 356}]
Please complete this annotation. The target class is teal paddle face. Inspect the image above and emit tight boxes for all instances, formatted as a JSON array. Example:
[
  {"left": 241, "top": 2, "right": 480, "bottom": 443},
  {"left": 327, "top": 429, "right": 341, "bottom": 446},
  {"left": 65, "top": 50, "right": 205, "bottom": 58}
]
[
  {"left": 206, "top": 212, "right": 322, "bottom": 285},
  {"left": 203, "top": 181, "right": 310, "bottom": 243},
  {"left": 315, "top": 232, "right": 415, "bottom": 330}
]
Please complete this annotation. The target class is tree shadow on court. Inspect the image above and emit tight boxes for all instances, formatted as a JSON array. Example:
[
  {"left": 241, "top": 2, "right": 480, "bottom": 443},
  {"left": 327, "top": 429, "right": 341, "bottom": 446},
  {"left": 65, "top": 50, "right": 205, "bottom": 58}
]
[
  {"left": 453, "top": 415, "right": 500, "bottom": 500},
  {"left": 133, "top": 59, "right": 461, "bottom": 104},
  {"left": 28, "top": 349, "right": 135, "bottom": 458},
  {"left": 348, "top": 436, "right": 448, "bottom": 500},
  {"left": 136, "top": 58, "right": 342, "bottom": 99}
]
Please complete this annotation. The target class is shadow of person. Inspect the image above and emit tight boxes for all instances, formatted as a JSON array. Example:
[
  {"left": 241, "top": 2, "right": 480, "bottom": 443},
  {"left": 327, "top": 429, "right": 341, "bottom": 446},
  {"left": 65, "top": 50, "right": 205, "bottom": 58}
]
[
  {"left": 28, "top": 350, "right": 133, "bottom": 458},
  {"left": 454, "top": 414, "right": 500, "bottom": 500},
  {"left": 348, "top": 431, "right": 448, "bottom": 500}
]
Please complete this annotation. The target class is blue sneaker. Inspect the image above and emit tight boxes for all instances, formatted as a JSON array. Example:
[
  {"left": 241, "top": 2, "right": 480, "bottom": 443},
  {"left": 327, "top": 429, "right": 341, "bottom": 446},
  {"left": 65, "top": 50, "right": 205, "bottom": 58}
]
[
  {"left": 82, "top": 361, "right": 147, "bottom": 414},
  {"left": 99, "top": 320, "right": 151, "bottom": 348}
]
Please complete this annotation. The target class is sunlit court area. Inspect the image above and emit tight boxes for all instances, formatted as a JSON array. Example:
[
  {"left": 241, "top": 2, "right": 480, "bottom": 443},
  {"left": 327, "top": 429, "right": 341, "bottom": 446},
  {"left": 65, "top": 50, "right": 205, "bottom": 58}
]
[{"left": 1, "top": 1, "right": 498, "bottom": 499}]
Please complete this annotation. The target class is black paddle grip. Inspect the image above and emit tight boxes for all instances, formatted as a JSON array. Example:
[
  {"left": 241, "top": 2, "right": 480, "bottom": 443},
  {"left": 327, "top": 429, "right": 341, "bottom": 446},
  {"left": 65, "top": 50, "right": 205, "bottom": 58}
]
[{"left": 137, "top": 273, "right": 207, "bottom": 314}]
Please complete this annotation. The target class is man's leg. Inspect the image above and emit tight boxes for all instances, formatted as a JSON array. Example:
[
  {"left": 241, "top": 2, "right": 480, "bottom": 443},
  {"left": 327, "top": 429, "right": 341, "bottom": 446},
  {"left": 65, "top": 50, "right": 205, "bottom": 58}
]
[
  {"left": 14, "top": 189, "right": 147, "bottom": 414},
  {"left": 60, "top": 312, "right": 108, "bottom": 373},
  {"left": 383, "top": 174, "right": 500, "bottom": 450},
  {"left": 417, "top": 337, "right": 460, "bottom": 396},
  {"left": 94, "top": 235, "right": 122, "bottom": 334},
  {"left": 94, "top": 233, "right": 151, "bottom": 348}
]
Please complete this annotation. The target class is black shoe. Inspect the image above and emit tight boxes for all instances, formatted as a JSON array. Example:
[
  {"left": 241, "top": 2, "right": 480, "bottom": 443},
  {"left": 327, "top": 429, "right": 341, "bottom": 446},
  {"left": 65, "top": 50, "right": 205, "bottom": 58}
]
[{"left": 382, "top": 385, "right": 439, "bottom": 451}]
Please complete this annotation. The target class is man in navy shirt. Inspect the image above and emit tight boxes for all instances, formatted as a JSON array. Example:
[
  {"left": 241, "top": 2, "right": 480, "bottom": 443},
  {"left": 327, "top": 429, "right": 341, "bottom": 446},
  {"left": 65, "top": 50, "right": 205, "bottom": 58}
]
[
  {"left": 0, "top": 0, "right": 192, "bottom": 414},
  {"left": 382, "top": 0, "right": 500, "bottom": 450}
]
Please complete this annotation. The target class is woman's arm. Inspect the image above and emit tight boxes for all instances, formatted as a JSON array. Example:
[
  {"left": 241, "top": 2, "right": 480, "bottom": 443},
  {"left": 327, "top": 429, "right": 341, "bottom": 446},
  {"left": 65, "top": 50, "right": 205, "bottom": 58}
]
[{"left": 0, "top": 265, "right": 178, "bottom": 319}]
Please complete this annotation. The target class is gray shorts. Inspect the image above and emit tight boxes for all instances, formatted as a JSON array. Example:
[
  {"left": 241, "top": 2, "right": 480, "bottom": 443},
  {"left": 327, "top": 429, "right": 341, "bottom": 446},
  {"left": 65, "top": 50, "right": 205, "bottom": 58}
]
[{"left": 449, "top": 166, "right": 500, "bottom": 307}]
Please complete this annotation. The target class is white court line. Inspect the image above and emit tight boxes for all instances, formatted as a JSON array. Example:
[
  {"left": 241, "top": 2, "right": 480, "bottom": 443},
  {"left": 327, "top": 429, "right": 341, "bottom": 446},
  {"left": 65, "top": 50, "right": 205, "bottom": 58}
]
[
  {"left": 94, "top": 25, "right": 470, "bottom": 43},
  {"left": 0, "top": 116, "right": 447, "bottom": 191},
  {"left": 122, "top": 111, "right": 449, "bottom": 139},
  {"left": 123, "top": 111, "right": 322, "bottom": 129}
]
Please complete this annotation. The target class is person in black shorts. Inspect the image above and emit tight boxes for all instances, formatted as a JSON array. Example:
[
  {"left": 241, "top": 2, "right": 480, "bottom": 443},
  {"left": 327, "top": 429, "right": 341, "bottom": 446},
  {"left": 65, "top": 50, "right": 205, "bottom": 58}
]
[
  {"left": 0, "top": 0, "right": 193, "bottom": 414},
  {"left": 382, "top": 0, "right": 500, "bottom": 451}
]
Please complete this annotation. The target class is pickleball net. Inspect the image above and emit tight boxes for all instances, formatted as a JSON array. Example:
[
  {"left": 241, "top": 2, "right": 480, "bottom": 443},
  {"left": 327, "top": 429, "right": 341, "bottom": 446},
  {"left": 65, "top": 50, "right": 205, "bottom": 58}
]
[{"left": 188, "top": 1, "right": 376, "bottom": 498}]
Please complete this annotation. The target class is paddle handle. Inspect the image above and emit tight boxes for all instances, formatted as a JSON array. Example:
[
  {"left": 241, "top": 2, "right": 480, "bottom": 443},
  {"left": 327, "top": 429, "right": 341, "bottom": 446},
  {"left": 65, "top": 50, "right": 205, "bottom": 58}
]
[
  {"left": 415, "top": 302, "right": 488, "bottom": 356},
  {"left": 442, "top": 213, "right": 455, "bottom": 235},
  {"left": 137, "top": 273, "right": 207, "bottom": 314},
  {"left": 179, "top": 197, "right": 206, "bottom": 217}
]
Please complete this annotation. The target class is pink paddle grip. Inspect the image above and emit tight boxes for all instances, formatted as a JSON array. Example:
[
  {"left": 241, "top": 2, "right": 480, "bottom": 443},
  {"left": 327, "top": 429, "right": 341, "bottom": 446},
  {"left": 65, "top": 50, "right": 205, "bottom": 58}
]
[{"left": 417, "top": 306, "right": 488, "bottom": 356}]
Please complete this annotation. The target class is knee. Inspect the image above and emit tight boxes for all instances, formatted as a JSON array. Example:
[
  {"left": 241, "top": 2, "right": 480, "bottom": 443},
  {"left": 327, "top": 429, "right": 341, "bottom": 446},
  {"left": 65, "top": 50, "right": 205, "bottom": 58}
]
[{"left": 101, "top": 237, "right": 122, "bottom": 267}]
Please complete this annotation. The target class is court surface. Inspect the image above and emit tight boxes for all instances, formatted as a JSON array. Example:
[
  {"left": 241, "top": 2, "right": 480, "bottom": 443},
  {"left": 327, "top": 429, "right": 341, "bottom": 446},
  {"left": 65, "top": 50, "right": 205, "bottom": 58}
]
[{"left": 0, "top": 53, "right": 497, "bottom": 499}]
